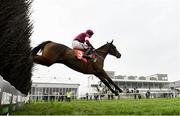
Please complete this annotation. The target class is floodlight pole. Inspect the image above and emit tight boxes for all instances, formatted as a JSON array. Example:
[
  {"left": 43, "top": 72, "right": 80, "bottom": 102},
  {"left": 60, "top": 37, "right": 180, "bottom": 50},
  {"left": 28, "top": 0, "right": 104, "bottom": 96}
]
[{"left": 88, "top": 75, "right": 93, "bottom": 94}]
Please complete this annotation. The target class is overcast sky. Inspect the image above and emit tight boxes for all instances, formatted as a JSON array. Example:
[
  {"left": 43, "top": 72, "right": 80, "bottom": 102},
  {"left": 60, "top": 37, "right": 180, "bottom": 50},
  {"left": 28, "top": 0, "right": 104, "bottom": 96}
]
[{"left": 30, "top": 0, "right": 180, "bottom": 93}]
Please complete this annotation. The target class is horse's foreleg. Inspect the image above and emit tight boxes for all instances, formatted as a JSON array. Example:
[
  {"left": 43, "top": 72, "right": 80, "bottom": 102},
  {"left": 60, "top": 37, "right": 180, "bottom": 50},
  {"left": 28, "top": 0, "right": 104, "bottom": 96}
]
[
  {"left": 95, "top": 74, "right": 118, "bottom": 96},
  {"left": 106, "top": 77, "right": 123, "bottom": 93},
  {"left": 101, "top": 70, "right": 123, "bottom": 93},
  {"left": 33, "top": 55, "right": 52, "bottom": 67}
]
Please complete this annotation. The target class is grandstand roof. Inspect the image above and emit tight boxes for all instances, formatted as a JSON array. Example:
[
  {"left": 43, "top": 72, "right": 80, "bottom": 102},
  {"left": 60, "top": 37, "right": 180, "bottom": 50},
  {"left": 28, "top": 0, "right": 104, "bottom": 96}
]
[
  {"left": 113, "top": 79, "right": 170, "bottom": 83},
  {"left": 32, "top": 76, "right": 80, "bottom": 85}
]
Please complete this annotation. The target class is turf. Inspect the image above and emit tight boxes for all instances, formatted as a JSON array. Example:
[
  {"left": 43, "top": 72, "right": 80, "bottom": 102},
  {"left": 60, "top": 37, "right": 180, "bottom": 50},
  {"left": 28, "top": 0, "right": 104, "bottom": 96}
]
[{"left": 12, "top": 98, "right": 180, "bottom": 115}]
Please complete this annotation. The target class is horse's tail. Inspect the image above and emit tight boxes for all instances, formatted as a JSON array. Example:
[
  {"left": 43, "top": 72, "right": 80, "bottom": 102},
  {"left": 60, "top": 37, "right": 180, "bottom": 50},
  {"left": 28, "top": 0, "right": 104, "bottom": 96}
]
[{"left": 31, "top": 41, "right": 51, "bottom": 56}]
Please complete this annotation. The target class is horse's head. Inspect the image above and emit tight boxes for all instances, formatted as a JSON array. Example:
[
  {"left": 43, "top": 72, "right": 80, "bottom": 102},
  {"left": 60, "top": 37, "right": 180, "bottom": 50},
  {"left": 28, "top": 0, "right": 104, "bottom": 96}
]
[{"left": 107, "top": 40, "right": 121, "bottom": 58}]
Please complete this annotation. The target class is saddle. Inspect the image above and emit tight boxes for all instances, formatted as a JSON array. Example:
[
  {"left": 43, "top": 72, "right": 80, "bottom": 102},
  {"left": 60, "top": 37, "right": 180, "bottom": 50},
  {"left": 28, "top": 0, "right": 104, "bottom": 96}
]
[{"left": 74, "top": 49, "right": 95, "bottom": 63}]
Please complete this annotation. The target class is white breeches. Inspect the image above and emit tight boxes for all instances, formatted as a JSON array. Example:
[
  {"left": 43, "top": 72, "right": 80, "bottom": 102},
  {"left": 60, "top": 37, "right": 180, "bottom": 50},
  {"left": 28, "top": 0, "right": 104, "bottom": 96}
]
[{"left": 72, "top": 40, "right": 88, "bottom": 50}]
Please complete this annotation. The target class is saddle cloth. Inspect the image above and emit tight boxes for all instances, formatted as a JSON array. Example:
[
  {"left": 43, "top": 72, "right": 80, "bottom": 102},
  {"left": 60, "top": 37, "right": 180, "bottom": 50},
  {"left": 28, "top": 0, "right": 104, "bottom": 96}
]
[{"left": 74, "top": 49, "right": 94, "bottom": 63}]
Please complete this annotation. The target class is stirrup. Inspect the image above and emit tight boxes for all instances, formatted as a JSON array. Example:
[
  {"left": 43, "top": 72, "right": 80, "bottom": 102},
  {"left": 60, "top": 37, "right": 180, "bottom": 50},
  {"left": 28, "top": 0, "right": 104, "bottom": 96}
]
[{"left": 89, "top": 58, "right": 95, "bottom": 62}]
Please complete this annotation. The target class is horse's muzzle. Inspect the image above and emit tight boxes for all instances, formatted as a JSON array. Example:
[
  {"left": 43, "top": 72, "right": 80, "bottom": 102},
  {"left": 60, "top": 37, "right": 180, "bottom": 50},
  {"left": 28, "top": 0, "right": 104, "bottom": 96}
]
[{"left": 116, "top": 53, "right": 121, "bottom": 58}]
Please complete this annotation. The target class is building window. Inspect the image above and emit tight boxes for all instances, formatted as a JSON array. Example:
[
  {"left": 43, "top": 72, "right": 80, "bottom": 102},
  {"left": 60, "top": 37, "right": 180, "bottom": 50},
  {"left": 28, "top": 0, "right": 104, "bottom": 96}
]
[
  {"left": 150, "top": 77, "right": 157, "bottom": 80},
  {"left": 138, "top": 82, "right": 143, "bottom": 88},
  {"left": 128, "top": 76, "right": 136, "bottom": 80},
  {"left": 149, "top": 83, "right": 153, "bottom": 88},
  {"left": 115, "top": 75, "right": 125, "bottom": 79},
  {"left": 139, "top": 76, "right": 146, "bottom": 80}
]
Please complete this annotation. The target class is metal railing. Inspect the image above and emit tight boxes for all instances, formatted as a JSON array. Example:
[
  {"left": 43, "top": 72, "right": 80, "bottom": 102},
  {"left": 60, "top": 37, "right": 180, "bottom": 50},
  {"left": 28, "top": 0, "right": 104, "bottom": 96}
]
[{"left": 79, "top": 91, "right": 180, "bottom": 100}]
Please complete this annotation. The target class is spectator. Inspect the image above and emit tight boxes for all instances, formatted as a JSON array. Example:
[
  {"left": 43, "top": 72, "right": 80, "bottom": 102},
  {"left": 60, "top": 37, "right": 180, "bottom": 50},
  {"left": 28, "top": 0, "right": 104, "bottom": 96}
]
[
  {"left": 94, "top": 93, "right": 98, "bottom": 100},
  {"left": 86, "top": 92, "right": 89, "bottom": 100},
  {"left": 66, "top": 90, "right": 72, "bottom": 102},
  {"left": 146, "top": 90, "right": 151, "bottom": 99},
  {"left": 58, "top": 92, "right": 64, "bottom": 101},
  {"left": 134, "top": 88, "right": 137, "bottom": 99},
  {"left": 44, "top": 92, "right": 48, "bottom": 102},
  {"left": 136, "top": 89, "right": 141, "bottom": 99},
  {"left": 107, "top": 90, "right": 111, "bottom": 100}
]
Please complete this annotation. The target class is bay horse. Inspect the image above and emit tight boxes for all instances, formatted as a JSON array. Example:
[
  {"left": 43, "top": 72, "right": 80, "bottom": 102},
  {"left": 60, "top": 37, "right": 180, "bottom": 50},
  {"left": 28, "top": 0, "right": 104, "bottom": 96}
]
[{"left": 32, "top": 40, "right": 123, "bottom": 95}]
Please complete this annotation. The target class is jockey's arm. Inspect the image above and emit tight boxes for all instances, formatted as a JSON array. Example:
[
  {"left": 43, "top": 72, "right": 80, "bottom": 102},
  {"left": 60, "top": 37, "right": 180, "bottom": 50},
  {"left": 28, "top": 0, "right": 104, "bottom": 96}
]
[{"left": 85, "top": 39, "right": 94, "bottom": 49}]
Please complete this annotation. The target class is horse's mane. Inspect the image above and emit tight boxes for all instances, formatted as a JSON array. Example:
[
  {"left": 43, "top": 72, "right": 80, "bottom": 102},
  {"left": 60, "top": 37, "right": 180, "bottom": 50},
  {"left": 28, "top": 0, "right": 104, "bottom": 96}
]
[{"left": 96, "top": 42, "right": 109, "bottom": 50}]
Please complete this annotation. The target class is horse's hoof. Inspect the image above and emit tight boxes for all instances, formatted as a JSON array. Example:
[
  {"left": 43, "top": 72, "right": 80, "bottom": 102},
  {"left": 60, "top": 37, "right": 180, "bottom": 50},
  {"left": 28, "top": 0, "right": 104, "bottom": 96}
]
[
  {"left": 115, "top": 93, "right": 119, "bottom": 96},
  {"left": 119, "top": 89, "right": 123, "bottom": 93}
]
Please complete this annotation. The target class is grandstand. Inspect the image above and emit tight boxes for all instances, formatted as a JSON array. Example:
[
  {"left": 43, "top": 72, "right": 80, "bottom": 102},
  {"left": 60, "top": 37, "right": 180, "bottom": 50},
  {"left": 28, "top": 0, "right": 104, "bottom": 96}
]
[
  {"left": 113, "top": 73, "right": 170, "bottom": 94},
  {"left": 29, "top": 72, "right": 179, "bottom": 100},
  {"left": 90, "top": 71, "right": 178, "bottom": 98},
  {"left": 29, "top": 77, "right": 80, "bottom": 101}
]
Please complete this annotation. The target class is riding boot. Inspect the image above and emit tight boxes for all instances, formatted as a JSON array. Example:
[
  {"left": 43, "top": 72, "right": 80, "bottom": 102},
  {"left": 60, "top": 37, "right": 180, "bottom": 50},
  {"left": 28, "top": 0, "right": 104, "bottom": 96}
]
[{"left": 83, "top": 48, "right": 92, "bottom": 59}]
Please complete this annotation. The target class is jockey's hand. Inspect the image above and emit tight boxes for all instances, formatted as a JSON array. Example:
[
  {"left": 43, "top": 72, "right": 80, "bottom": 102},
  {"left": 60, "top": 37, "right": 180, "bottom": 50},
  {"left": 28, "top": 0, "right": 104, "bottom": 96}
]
[{"left": 90, "top": 46, "right": 95, "bottom": 50}]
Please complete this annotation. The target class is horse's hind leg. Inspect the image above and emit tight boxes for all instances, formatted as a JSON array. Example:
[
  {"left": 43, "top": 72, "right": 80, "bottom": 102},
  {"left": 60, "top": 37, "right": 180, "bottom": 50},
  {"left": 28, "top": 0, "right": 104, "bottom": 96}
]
[{"left": 33, "top": 55, "right": 52, "bottom": 67}]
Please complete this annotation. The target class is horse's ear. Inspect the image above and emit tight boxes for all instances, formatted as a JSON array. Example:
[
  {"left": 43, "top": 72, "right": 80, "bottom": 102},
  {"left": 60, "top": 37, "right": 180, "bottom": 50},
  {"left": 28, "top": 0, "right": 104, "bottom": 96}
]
[{"left": 110, "top": 40, "right": 114, "bottom": 44}]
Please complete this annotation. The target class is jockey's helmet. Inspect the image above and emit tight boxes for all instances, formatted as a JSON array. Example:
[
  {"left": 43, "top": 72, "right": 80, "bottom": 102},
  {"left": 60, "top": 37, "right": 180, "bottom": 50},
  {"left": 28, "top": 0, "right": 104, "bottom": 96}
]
[{"left": 86, "top": 29, "right": 94, "bottom": 36}]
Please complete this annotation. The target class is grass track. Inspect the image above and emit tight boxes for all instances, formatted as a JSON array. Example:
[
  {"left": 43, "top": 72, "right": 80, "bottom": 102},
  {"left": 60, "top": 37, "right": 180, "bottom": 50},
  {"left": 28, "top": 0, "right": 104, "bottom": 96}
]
[{"left": 12, "top": 98, "right": 180, "bottom": 115}]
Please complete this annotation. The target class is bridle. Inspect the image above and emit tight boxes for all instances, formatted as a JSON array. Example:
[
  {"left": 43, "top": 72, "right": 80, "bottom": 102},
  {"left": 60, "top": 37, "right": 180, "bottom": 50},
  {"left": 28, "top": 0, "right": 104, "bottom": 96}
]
[{"left": 93, "top": 43, "right": 113, "bottom": 59}]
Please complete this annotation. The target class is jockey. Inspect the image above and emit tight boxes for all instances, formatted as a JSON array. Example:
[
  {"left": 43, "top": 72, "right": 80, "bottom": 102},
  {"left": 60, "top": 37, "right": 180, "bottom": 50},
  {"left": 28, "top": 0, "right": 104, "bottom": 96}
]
[{"left": 72, "top": 29, "right": 94, "bottom": 59}]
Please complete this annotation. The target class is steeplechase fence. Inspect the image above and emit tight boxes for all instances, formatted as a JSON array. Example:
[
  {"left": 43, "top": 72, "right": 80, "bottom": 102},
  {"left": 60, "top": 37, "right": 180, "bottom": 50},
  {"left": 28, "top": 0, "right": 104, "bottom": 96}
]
[{"left": 0, "top": 75, "right": 27, "bottom": 114}]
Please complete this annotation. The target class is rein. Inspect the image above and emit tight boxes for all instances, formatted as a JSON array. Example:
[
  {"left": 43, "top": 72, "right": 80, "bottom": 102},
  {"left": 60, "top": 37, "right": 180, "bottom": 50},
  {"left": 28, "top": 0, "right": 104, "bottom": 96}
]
[
  {"left": 95, "top": 50, "right": 108, "bottom": 53},
  {"left": 93, "top": 52, "right": 104, "bottom": 59},
  {"left": 94, "top": 44, "right": 112, "bottom": 59}
]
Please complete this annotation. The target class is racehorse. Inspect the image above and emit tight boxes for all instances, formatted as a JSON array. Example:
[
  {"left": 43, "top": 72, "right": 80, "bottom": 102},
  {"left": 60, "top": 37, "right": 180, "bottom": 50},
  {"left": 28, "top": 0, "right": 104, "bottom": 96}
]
[{"left": 31, "top": 40, "right": 123, "bottom": 95}]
